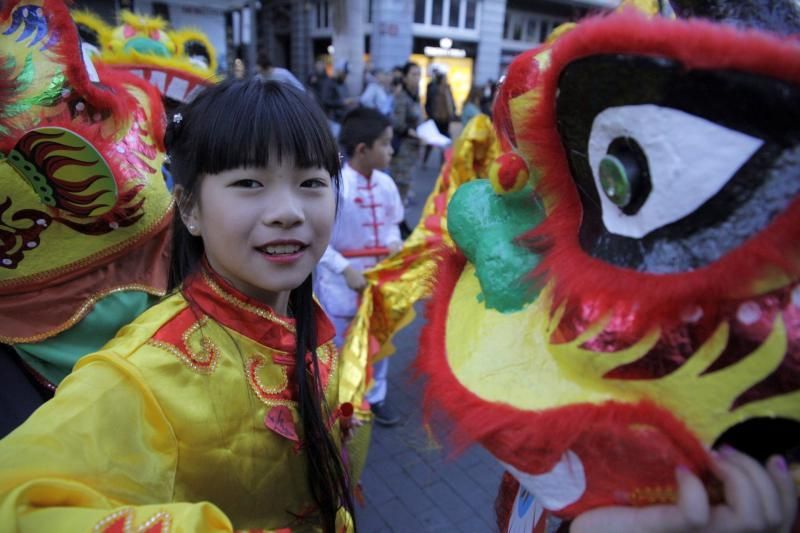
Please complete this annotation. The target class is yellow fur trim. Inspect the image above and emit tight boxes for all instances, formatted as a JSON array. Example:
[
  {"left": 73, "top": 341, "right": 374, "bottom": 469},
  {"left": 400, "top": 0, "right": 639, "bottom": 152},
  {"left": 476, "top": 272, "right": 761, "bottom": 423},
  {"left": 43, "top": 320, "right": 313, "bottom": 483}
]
[
  {"left": 545, "top": 22, "right": 576, "bottom": 44},
  {"left": 99, "top": 52, "right": 220, "bottom": 82},
  {"left": 617, "top": 0, "right": 663, "bottom": 16},
  {"left": 73, "top": 9, "right": 219, "bottom": 81},
  {"left": 172, "top": 28, "right": 218, "bottom": 73},
  {"left": 71, "top": 10, "right": 112, "bottom": 49},
  {"left": 118, "top": 10, "right": 168, "bottom": 32}
]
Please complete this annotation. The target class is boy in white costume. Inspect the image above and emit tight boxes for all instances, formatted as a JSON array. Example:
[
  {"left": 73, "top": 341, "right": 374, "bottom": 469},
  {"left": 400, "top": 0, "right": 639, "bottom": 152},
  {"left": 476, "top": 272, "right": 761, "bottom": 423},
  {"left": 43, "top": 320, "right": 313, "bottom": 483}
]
[{"left": 317, "top": 107, "right": 404, "bottom": 426}]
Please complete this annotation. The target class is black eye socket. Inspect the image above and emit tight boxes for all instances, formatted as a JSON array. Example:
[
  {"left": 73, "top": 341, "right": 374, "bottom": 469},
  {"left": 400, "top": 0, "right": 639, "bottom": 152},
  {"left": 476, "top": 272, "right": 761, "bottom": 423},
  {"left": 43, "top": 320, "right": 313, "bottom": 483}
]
[
  {"left": 183, "top": 41, "right": 210, "bottom": 65},
  {"left": 598, "top": 137, "right": 651, "bottom": 215}
]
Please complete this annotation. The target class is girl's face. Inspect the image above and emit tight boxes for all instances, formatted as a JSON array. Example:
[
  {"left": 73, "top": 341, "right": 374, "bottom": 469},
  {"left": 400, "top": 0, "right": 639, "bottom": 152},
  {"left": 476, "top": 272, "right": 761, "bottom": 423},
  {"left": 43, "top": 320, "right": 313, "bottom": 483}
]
[{"left": 184, "top": 160, "right": 336, "bottom": 312}]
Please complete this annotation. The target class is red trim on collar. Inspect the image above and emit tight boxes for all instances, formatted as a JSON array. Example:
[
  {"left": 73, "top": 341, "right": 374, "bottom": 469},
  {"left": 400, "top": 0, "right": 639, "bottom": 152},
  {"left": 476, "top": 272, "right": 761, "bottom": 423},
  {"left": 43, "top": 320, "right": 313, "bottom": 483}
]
[{"left": 181, "top": 262, "right": 335, "bottom": 351}]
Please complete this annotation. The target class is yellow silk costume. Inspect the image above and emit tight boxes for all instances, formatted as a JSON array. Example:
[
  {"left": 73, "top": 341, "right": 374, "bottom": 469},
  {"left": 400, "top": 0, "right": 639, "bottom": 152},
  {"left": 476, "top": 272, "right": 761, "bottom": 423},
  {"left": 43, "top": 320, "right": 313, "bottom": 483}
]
[{"left": 0, "top": 266, "right": 351, "bottom": 532}]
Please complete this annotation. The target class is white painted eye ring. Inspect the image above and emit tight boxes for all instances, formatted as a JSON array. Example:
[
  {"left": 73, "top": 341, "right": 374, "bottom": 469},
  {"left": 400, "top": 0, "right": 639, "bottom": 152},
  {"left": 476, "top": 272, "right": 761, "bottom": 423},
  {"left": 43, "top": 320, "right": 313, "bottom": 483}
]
[{"left": 588, "top": 104, "right": 764, "bottom": 238}]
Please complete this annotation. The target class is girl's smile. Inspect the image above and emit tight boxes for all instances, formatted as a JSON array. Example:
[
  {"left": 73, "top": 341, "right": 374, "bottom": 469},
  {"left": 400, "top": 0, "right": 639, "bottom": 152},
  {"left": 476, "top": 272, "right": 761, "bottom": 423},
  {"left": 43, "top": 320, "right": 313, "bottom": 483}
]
[
  {"left": 183, "top": 160, "right": 336, "bottom": 313},
  {"left": 257, "top": 239, "right": 309, "bottom": 263}
]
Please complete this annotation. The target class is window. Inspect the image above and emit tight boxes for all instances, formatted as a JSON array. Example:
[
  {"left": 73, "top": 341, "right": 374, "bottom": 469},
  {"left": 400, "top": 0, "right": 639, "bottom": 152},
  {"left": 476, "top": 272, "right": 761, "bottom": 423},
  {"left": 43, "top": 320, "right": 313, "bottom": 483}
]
[
  {"left": 432, "top": 0, "right": 443, "bottom": 26},
  {"left": 465, "top": 0, "right": 476, "bottom": 29},
  {"left": 415, "top": 0, "right": 478, "bottom": 31},
  {"left": 415, "top": 0, "right": 426, "bottom": 23},
  {"left": 512, "top": 19, "right": 522, "bottom": 41},
  {"left": 152, "top": 2, "right": 169, "bottom": 21},
  {"left": 449, "top": 0, "right": 460, "bottom": 27},
  {"left": 316, "top": 1, "right": 331, "bottom": 29},
  {"left": 504, "top": 10, "right": 567, "bottom": 44},
  {"left": 539, "top": 21, "right": 551, "bottom": 42},
  {"left": 526, "top": 19, "right": 538, "bottom": 42}
]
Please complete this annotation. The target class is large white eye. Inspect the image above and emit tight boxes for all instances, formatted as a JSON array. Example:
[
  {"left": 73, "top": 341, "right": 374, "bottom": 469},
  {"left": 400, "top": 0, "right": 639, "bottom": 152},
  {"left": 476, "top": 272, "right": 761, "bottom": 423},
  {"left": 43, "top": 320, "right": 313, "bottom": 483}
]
[{"left": 588, "top": 104, "right": 763, "bottom": 238}]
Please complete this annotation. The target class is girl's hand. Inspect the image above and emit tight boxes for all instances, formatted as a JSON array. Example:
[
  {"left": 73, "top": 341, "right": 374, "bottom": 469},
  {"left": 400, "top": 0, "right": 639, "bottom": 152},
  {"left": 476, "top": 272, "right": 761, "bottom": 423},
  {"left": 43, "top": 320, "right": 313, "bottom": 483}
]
[{"left": 571, "top": 448, "right": 797, "bottom": 533}]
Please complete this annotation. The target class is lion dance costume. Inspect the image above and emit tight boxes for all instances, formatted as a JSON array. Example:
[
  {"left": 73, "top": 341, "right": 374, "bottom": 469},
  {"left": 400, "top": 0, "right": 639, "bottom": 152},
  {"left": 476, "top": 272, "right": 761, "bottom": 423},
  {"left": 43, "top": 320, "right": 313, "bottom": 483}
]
[
  {"left": 0, "top": 0, "right": 173, "bottom": 432},
  {"left": 71, "top": 8, "right": 219, "bottom": 108},
  {"left": 418, "top": 0, "right": 800, "bottom": 530}
]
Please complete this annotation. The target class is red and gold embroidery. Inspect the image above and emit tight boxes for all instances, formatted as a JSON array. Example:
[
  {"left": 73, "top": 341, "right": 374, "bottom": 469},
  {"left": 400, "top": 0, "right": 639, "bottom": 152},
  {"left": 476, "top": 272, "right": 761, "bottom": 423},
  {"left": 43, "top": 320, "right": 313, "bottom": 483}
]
[
  {"left": 246, "top": 342, "right": 338, "bottom": 408},
  {"left": 247, "top": 354, "right": 292, "bottom": 407},
  {"left": 148, "top": 314, "right": 219, "bottom": 374},
  {"left": 93, "top": 508, "right": 171, "bottom": 533}
]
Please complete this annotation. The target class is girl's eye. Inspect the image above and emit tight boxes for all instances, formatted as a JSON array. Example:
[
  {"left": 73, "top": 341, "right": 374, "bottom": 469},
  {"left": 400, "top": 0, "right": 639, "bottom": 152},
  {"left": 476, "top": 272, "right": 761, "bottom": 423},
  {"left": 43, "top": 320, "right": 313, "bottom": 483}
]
[
  {"left": 301, "top": 178, "right": 329, "bottom": 188},
  {"left": 232, "top": 179, "right": 262, "bottom": 188}
]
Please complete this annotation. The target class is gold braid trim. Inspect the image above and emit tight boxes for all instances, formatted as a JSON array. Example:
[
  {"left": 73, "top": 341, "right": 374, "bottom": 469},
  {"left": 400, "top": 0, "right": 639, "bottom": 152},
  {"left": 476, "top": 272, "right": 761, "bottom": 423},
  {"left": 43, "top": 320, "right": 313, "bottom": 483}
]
[
  {"left": 201, "top": 270, "right": 295, "bottom": 332},
  {"left": 0, "top": 283, "right": 165, "bottom": 344}
]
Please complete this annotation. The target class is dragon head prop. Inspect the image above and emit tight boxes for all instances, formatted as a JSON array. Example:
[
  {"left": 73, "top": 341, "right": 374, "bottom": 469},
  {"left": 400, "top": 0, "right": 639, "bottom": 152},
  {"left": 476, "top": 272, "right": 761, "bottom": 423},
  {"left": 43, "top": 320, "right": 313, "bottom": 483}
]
[
  {"left": 0, "top": 0, "right": 172, "bottom": 344},
  {"left": 421, "top": 0, "right": 800, "bottom": 525},
  {"left": 72, "top": 9, "right": 218, "bottom": 105}
]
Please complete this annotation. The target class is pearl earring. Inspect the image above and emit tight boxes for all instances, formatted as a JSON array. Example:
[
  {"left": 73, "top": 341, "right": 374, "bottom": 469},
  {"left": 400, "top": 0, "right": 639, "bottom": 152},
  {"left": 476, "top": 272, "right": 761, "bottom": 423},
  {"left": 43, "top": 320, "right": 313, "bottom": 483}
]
[{"left": 188, "top": 224, "right": 197, "bottom": 233}]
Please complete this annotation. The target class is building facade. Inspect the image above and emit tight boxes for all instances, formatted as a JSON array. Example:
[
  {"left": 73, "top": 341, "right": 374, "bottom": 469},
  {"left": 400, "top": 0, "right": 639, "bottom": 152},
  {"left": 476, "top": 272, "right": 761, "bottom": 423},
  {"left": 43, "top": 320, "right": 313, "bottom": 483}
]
[
  {"left": 283, "top": 0, "right": 618, "bottom": 110},
  {"left": 72, "top": 0, "right": 618, "bottom": 107}
]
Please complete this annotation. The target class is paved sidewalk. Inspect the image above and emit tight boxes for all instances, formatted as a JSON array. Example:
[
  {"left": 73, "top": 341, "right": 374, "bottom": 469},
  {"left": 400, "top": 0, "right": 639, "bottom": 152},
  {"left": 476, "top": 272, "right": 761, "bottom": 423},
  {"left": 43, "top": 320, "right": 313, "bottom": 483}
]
[{"left": 354, "top": 152, "right": 505, "bottom": 532}]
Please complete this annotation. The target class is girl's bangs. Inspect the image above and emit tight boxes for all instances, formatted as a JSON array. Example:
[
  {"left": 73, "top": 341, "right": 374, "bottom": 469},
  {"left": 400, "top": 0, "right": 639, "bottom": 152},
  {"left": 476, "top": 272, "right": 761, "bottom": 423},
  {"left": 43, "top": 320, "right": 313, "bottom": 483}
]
[{"left": 190, "top": 80, "right": 340, "bottom": 178}]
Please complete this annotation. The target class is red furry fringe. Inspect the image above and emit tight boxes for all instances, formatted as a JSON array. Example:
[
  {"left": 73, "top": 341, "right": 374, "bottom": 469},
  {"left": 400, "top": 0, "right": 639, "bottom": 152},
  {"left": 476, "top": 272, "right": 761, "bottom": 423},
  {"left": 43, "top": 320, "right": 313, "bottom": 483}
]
[{"left": 499, "top": 11, "right": 800, "bottom": 334}]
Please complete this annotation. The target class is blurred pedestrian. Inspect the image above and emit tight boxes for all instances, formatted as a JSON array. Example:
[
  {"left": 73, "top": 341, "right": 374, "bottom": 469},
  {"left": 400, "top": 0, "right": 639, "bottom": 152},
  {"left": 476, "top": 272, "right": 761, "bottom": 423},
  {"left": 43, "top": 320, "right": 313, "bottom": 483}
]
[
  {"left": 253, "top": 50, "right": 304, "bottom": 91},
  {"left": 389, "top": 62, "right": 422, "bottom": 205},
  {"left": 425, "top": 65, "right": 455, "bottom": 136},
  {"left": 360, "top": 67, "right": 393, "bottom": 116},
  {"left": 233, "top": 57, "right": 245, "bottom": 79},
  {"left": 480, "top": 78, "right": 497, "bottom": 117},
  {"left": 460, "top": 85, "right": 483, "bottom": 127},
  {"left": 307, "top": 58, "right": 328, "bottom": 105},
  {"left": 422, "top": 65, "right": 455, "bottom": 166},
  {"left": 321, "top": 59, "right": 356, "bottom": 137}
]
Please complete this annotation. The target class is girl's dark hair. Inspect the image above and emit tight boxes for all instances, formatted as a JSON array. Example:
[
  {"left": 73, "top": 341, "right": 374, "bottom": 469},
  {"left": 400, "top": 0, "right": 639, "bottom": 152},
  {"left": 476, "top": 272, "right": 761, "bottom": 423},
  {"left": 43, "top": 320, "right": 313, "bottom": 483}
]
[
  {"left": 401, "top": 61, "right": 419, "bottom": 77},
  {"left": 165, "top": 78, "right": 353, "bottom": 531}
]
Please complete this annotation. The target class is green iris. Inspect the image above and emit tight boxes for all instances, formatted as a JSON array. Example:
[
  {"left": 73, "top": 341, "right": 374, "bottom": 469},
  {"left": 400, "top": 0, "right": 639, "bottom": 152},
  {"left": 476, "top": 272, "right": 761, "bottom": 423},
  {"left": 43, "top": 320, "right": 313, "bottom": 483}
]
[{"left": 599, "top": 154, "right": 632, "bottom": 208}]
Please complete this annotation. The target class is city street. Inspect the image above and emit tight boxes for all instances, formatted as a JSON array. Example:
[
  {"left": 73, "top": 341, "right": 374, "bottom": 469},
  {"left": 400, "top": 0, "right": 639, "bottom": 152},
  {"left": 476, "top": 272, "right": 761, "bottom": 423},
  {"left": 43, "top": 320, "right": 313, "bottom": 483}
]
[{"left": 355, "top": 150, "right": 505, "bottom": 532}]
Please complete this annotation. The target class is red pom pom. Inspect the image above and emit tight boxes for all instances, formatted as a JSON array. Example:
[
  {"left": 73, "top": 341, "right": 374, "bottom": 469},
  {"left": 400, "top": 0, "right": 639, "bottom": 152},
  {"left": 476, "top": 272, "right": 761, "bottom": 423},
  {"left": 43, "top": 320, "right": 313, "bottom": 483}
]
[{"left": 490, "top": 152, "right": 529, "bottom": 194}]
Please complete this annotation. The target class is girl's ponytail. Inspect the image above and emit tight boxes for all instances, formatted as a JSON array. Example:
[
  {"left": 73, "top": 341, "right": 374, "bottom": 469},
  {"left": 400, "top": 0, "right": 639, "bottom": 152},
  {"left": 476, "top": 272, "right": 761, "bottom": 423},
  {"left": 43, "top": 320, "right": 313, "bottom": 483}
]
[{"left": 291, "top": 276, "right": 355, "bottom": 531}]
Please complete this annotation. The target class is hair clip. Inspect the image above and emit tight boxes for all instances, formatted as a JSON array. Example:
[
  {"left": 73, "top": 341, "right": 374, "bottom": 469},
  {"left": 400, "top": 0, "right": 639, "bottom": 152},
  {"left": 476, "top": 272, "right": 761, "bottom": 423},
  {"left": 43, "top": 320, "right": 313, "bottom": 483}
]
[
  {"left": 173, "top": 113, "right": 183, "bottom": 124},
  {"left": 338, "top": 152, "right": 344, "bottom": 163},
  {"left": 164, "top": 154, "right": 171, "bottom": 164}
]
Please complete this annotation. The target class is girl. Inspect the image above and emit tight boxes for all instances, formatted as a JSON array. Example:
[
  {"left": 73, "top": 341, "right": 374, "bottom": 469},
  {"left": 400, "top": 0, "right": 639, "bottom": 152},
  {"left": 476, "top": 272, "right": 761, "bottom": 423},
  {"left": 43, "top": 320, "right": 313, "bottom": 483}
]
[{"left": 0, "top": 79, "right": 355, "bottom": 532}]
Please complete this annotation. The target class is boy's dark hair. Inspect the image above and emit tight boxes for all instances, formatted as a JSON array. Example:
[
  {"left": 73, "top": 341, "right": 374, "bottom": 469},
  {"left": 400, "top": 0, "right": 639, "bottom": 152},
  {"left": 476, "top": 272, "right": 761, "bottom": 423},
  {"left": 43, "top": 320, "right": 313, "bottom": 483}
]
[
  {"left": 256, "top": 50, "right": 272, "bottom": 70},
  {"left": 165, "top": 78, "right": 353, "bottom": 532},
  {"left": 338, "top": 106, "right": 391, "bottom": 157}
]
